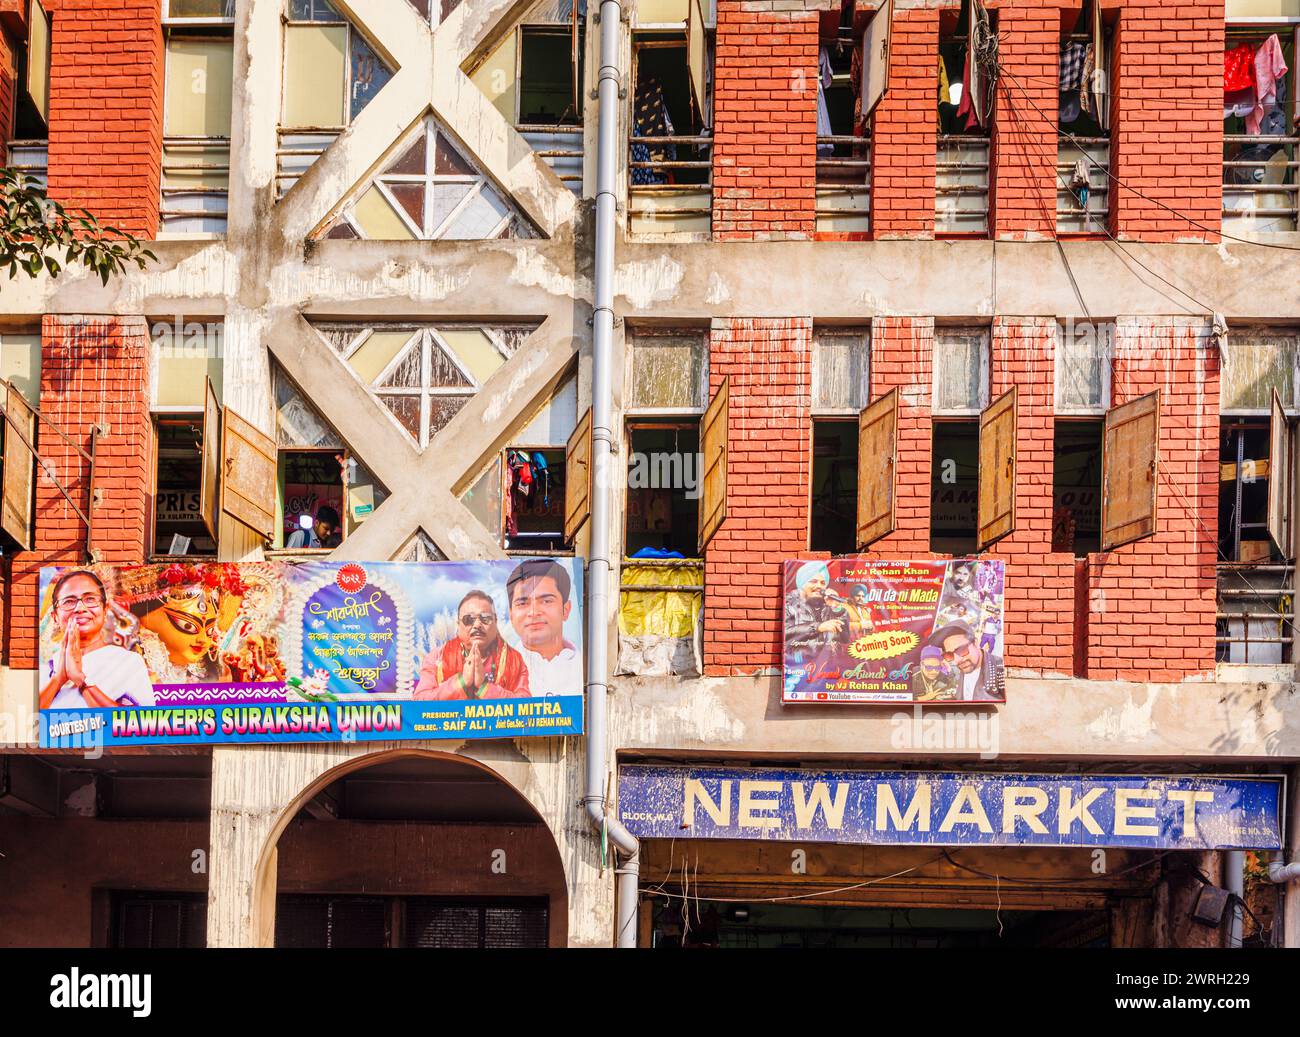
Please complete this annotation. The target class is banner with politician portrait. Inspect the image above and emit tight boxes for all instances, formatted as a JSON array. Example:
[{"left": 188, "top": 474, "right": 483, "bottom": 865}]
[
  {"left": 782, "top": 558, "right": 1006, "bottom": 705},
  {"left": 38, "top": 558, "right": 584, "bottom": 747}
]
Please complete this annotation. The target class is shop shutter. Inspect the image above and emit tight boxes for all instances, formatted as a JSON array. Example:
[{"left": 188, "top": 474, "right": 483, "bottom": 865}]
[
  {"left": 1268, "top": 387, "right": 1293, "bottom": 557},
  {"left": 220, "top": 406, "right": 277, "bottom": 541},
  {"left": 859, "top": 0, "right": 892, "bottom": 120},
  {"left": 977, "top": 386, "right": 1017, "bottom": 549},
  {"left": 1, "top": 380, "right": 37, "bottom": 550},
  {"left": 686, "top": 0, "right": 708, "bottom": 124},
  {"left": 274, "top": 895, "right": 386, "bottom": 949},
  {"left": 404, "top": 899, "right": 548, "bottom": 949},
  {"left": 1101, "top": 390, "right": 1160, "bottom": 551},
  {"left": 698, "top": 376, "right": 729, "bottom": 552},
  {"left": 111, "top": 893, "right": 207, "bottom": 949},
  {"left": 856, "top": 388, "right": 898, "bottom": 547},
  {"left": 199, "top": 377, "right": 221, "bottom": 539},
  {"left": 564, "top": 406, "right": 593, "bottom": 541}
]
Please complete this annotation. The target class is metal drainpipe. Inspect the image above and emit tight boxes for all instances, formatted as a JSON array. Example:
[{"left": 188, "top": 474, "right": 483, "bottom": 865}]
[
  {"left": 1266, "top": 764, "right": 1300, "bottom": 949},
  {"left": 1225, "top": 850, "right": 1245, "bottom": 948},
  {"left": 583, "top": 0, "right": 641, "bottom": 950}
]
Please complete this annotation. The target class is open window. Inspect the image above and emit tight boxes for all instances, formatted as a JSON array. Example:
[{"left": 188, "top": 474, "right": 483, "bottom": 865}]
[
  {"left": 815, "top": 1, "right": 884, "bottom": 236},
  {"left": 1057, "top": 0, "right": 1112, "bottom": 232},
  {"left": 162, "top": 2, "right": 235, "bottom": 236},
  {"left": 467, "top": 0, "right": 586, "bottom": 192},
  {"left": 810, "top": 328, "right": 870, "bottom": 554},
  {"left": 457, "top": 371, "right": 579, "bottom": 555},
  {"left": 936, "top": 0, "right": 994, "bottom": 234},
  {"left": 149, "top": 322, "right": 224, "bottom": 557},
  {"left": 628, "top": 0, "right": 713, "bottom": 237},
  {"left": 1223, "top": 21, "right": 1298, "bottom": 234},
  {"left": 1216, "top": 328, "right": 1297, "bottom": 661},
  {"left": 277, "top": 0, "right": 395, "bottom": 195},
  {"left": 930, "top": 328, "right": 989, "bottom": 553},
  {"left": 1052, "top": 320, "right": 1111, "bottom": 554},
  {"left": 12, "top": 0, "right": 51, "bottom": 139},
  {"left": 273, "top": 368, "right": 387, "bottom": 552}
]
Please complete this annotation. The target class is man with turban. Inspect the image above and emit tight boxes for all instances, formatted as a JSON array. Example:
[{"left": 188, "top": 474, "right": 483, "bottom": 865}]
[{"left": 784, "top": 561, "right": 850, "bottom": 663}]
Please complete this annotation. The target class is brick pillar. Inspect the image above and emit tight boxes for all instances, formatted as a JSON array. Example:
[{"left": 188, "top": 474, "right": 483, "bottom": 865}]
[
  {"left": 45, "top": 0, "right": 164, "bottom": 238},
  {"left": 868, "top": 6, "right": 936, "bottom": 239},
  {"left": 991, "top": 2, "right": 1058, "bottom": 241},
  {"left": 863, "top": 316, "right": 933, "bottom": 555},
  {"left": 985, "top": 317, "right": 1075, "bottom": 676},
  {"left": 702, "top": 317, "right": 812, "bottom": 676},
  {"left": 711, "top": 0, "right": 818, "bottom": 240},
  {"left": 1085, "top": 317, "right": 1219, "bottom": 680},
  {"left": 1112, "top": 1, "right": 1222, "bottom": 242},
  {"left": 9, "top": 316, "right": 152, "bottom": 667}
]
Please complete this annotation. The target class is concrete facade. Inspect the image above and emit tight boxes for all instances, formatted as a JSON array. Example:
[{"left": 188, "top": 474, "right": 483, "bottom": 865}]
[{"left": 0, "top": 0, "right": 1298, "bottom": 948}]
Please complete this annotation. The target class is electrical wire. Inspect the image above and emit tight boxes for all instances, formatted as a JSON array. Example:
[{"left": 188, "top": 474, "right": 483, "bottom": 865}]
[{"left": 999, "top": 67, "right": 1300, "bottom": 253}]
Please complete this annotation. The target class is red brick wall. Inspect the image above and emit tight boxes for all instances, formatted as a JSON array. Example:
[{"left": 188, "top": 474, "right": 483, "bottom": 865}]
[
  {"left": 862, "top": 316, "right": 934, "bottom": 554},
  {"left": 990, "top": 3, "right": 1058, "bottom": 241},
  {"left": 868, "top": 6, "right": 937, "bottom": 239},
  {"left": 703, "top": 317, "right": 812, "bottom": 675},
  {"left": 1111, "top": 1, "right": 1223, "bottom": 242},
  {"left": 44, "top": 0, "right": 163, "bottom": 238},
  {"left": 1085, "top": 317, "right": 1219, "bottom": 680},
  {"left": 985, "top": 317, "right": 1075, "bottom": 676},
  {"left": 711, "top": 0, "right": 818, "bottom": 240},
  {"left": 9, "top": 315, "right": 152, "bottom": 667}
]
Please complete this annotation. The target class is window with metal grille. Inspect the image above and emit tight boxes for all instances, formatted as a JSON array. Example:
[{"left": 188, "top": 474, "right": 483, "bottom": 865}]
[{"left": 110, "top": 892, "right": 207, "bottom": 948}]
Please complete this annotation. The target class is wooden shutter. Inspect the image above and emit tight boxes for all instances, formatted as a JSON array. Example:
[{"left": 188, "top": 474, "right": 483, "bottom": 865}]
[
  {"left": 564, "top": 407, "right": 593, "bottom": 541},
  {"left": 686, "top": 0, "right": 708, "bottom": 126},
  {"left": 859, "top": 0, "right": 892, "bottom": 121},
  {"left": 1091, "top": 0, "right": 1109, "bottom": 131},
  {"left": 1, "top": 380, "right": 37, "bottom": 550},
  {"left": 977, "top": 386, "right": 1017, "bottom": 549},
  {"left": 698, "top": 376, "right": 728, "bottom": 552},
  {"left": 26, "top": 0, "right": 51, "bottom": 125},
  {"left": 856, "top": 388, "right": 898, "bottom": 547},
  {"left": 220, "top": 406, "right": 277, "bottom": 541},
  {"left": 572, "top": 0, "right": 582, "bottom": 119},
  {"left": 968, "top": 0, "right": 984, "bottom": 127},
  {"left": 199, "top": 378, "right": 221, "bottom": 540},
  {"left": 1268, "top": 387, "right": 1293, "bottom": 557},
  {"left": 1101, "top": 390, "right": 1160, "bottom": 551}
]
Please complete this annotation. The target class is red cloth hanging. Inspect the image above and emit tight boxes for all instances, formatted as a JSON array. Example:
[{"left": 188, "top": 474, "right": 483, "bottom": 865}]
[{"left": 1225, "top": 42, "right": 1254, "bottom": 93}]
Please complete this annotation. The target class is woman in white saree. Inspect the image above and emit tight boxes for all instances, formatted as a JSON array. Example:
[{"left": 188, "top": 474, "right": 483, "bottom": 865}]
[{"left": 39, "top": 570, "right": 155, "bottom": 710}]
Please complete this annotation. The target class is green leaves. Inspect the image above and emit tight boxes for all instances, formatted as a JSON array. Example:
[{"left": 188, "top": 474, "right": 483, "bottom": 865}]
[{"left": 0, "top": 166, "right": 156, "bottom": 285}]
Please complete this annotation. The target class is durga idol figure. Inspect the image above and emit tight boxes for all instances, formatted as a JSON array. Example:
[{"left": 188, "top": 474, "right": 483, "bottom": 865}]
[{"left": 117, "top": 563, "right": 249, "bottom": 682}]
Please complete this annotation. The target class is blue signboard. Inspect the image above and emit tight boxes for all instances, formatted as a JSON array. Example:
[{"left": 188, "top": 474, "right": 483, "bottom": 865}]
[{"left": 618, "top": 765, "right": 1285, "bottom": 850}]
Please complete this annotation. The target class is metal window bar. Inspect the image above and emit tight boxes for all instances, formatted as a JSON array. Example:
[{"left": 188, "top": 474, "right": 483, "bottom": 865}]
[
  {"left": 6, "top": 140, "right": 49, "bottom": 188},
  {"left": 1215, "top": 562, "right": 1295, "bottom": 662},
  {"left": 816, "top": 134, "right": 871, "bottom": 233},
  {"left": 518, "top": 124, "right": 583, "bottom": 187},
  {"left": 936, "top": 134, "right": 989, "bottom": 234},
  {"left": 276, "top": 128, "right": 342, "bottom": 198},
  {"left": 1222, "top": 134, "right": 1299, "bottom": 233},
  {"left": 628, "top": 134, "right": 712, "bottom": 235},
  {"left": 1056, "top": 136, "right": 1110, "bottom": 232},
  {"left": 160, "top": 135, "right": 230, "bottom": 234}
]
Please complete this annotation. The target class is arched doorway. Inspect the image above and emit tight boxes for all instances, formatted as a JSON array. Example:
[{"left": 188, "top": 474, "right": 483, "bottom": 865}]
[{"left": 259, "top": 750, "right": 568, "bottom": 947}]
